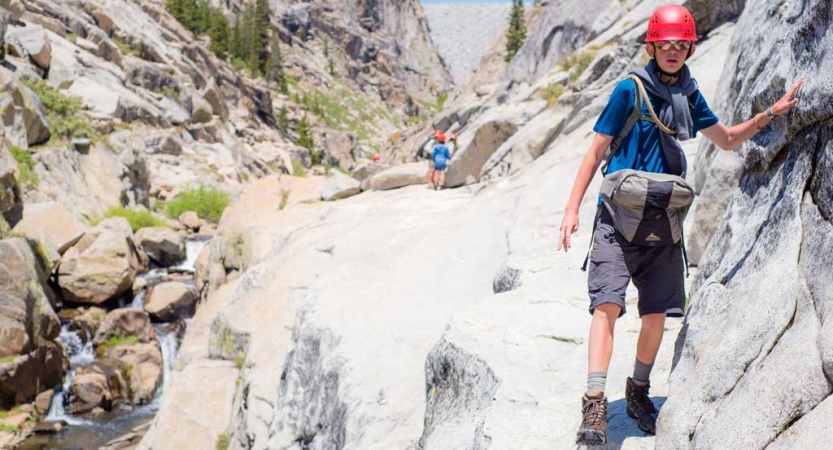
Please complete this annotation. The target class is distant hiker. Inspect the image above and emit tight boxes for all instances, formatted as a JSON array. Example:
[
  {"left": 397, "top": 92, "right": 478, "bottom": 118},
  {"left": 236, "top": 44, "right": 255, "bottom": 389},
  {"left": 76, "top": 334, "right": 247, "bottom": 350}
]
[
  {"left": 430, "top": 132, "right": 451, "bottom": 190},
  {"left": 556, "top": 4, "right": 803, "bottom": 445},
  {"left": 372, "top": 154, "right": 381, "bottom": 163},
  {"left": 449, "top": 133, "right": 458, "bottom": 158}
]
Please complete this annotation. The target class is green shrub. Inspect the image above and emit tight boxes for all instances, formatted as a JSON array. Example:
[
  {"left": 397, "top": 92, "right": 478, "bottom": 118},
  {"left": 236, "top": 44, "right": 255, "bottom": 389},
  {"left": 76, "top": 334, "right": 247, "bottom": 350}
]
[
  {"left": 291, "top": 161, "right": 306, "bottom": 178},
  {"left": 540, "top": 83, "right": 565, "bottom": 108},
  {"left": 10, "top": 146, "right": 38, "bottom": 188},
  {"left": 101, "top": 206, "right": 170, "bottom": 232},
  {"left": 20, "top": 78, "right": 95, "bottom": 141},
  {"left": 0, "top": 423, "right": 18, "bottom": 434},
  {"left": 216, "top": 433, "right": 230, "bottom": 450},
  {"left": 560, "top": 49, "right": 597, "bottom": 81},
  {"left": 165, "top": 185, "right": 230, "bottom": 224}
]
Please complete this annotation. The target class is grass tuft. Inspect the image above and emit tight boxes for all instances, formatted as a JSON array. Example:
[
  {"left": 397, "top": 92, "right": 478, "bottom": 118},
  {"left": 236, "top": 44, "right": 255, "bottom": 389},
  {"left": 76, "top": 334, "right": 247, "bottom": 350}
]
[
  {"left": 100, "top": 206, "right": 170, "bottom": 232},
  {"left": 164, "top": 185, "right": 230, "bottom": 224}
]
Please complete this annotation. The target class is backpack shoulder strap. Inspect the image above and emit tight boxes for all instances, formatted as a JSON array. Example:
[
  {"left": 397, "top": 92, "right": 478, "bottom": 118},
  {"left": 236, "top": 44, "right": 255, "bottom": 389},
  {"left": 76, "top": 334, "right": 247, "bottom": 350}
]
[{"left": 599, "top": 76, "right": 643, "bottom": 175}]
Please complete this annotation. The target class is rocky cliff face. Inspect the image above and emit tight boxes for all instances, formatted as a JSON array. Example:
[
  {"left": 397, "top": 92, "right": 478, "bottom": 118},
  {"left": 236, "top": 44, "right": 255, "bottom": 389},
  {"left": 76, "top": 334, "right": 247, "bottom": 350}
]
[
  {"left": 659, "top": 0, "right": 833, "bottom": 447},
  {"left": 422, "top": 3, "right": 513, "bottom": 84}
]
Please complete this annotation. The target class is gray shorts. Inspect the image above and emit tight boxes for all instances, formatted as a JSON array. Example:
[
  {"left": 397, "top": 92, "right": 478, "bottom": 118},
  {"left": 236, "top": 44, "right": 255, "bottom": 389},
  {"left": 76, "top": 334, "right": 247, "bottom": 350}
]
[{"left": 587, "top": 208, "right": 686, "bottom": 318}]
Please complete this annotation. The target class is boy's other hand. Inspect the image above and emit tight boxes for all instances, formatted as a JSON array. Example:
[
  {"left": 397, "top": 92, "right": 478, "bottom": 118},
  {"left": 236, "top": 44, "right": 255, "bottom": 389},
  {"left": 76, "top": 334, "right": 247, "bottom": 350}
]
[{"left": 558, "top": 211, "right": 580, "bottom": 252}]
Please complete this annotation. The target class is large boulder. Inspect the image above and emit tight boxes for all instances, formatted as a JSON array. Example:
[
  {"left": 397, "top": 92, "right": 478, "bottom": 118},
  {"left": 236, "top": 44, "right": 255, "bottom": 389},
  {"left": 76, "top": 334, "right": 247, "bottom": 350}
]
[
  {"left": 57, "top": 221, "right": 137, "bottom": 305},
  {"left": 133, "top": 227, "right": 185, "bottom": 266},
  {"left": 189, "top": 96, "right": 213, "bottom": 124},
  {"left": 0, "top": 143, "right": 17, "bottom": 215},
  {"left": 445, "top": 121, "right": 518, "bottom": 188},
  {"left": 352, "top": 162, "right": 389, "bottom": 182},
  {"left": 313, "top": 128, "right": 358, "bottom": 170},
  {"left": 0, "top": 238, "right": 64, "bottom": 408},
  {"left": 66, "top": 359, "right": 130, "bottom": 415},
  {"left": 100, "top": 342, "right": 163, "bottom": 406},
  {"left": 144, "top": 281, "right": 196, "bottom": 322},
  {"left": 0, "top": 238, "right": 59, "bottom": 357},
  {"left": 365, "top": 162, "right": 429, "bottom": 191},
  {"left": 12, "top": 202, "right": 87, "bottom": 268},
  {"left": 201, "top": 79, "right": 229, "bottom": 122},
  {"left": 320, "top": 170, "right": 361, "bottom": 201},
  {"left": 94, "top": 308, "right": 156, "bottom": 346},
  {"left": 6, "top": 24, "right": 52, "bottom": 69}
]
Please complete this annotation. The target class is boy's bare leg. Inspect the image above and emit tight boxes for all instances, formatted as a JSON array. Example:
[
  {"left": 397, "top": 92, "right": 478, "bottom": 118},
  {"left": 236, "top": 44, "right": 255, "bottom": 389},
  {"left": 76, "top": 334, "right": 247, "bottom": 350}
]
[
  {"left": 588, "top": 303, "right": 621, "bottom": 376},
  {"left": 635, "top": 313, "right": 666, "bottom": 369},
  {"left": 438, "top": 170, "right": 446, "bottom": 188},
  {"left": 428, "top": 169, "right": 435, "bottom": 188}
]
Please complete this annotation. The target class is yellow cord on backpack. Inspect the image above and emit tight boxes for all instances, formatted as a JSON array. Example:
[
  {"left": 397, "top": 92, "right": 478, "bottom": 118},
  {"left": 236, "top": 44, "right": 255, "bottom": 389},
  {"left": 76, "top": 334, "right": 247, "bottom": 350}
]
[{"left": 629, "top": 75, "right": 677, "bottom": 136}]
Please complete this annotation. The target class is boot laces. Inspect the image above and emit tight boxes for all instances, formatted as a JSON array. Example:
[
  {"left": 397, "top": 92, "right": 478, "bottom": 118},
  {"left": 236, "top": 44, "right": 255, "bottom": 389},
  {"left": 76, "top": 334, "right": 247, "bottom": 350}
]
[{"left": 582, "top": 397, "right": 607, "bottom": 426}]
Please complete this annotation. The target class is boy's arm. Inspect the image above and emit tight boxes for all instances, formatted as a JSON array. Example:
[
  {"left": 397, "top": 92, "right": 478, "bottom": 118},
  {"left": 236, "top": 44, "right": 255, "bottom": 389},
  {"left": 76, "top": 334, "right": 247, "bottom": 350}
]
[
  {"left": 558, "top": 133, "right": 614, "bottom": 252},
  {"left": 701, "top": 78, "right": 804, "bottom": 150}
]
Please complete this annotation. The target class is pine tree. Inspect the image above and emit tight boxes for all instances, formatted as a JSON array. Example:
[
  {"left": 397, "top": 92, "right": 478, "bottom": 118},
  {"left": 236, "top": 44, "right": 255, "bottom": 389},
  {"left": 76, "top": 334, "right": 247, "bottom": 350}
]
[
  {"left": 328, "top": 58, "right": 335, "bottom": 77},
  {"left": 230, "top": 11, "right": 244, "bottom": 61},
  {"left": 208, "top": 8, "right": 230, "bottom": 58},
  {"left": 253, "top": 0, "right": 271, "bottom": 75},
  {"left": 277, "top": 106, "right": 289, "bottom": 132},
  {"left": 323, "top": 38, "right": 329, "bottom": 58},
  {"left": 504, "top": 0, "right": 527, "bottom": 62},
  {"left": 269, "top": 36, "right": 288, "bottom": 94},
  {"left": 297, "top": 114, "right": 315, "bottom": 153}
]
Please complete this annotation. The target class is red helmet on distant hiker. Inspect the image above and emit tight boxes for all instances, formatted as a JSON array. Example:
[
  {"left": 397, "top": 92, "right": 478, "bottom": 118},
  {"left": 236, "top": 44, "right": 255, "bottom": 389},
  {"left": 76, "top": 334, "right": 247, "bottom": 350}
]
[
  {"left": 372, "top": 154, "right": 381, "bottom": 162},
  {"left": 437, "top": 132, "right": 446, "bottom": 143},
  {"left": 646, "top": 4, "right": 697, "bottom": 42}
]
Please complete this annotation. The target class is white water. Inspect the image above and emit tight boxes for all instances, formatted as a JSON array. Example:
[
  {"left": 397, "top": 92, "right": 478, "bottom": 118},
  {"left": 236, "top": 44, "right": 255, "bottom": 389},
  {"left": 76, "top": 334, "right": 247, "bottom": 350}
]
[
  {"left": 173, "top": 238, "right": 209, "bottom": 273},
  {"left": 47, "top": 327, "right": 96, "bottom": 425}
]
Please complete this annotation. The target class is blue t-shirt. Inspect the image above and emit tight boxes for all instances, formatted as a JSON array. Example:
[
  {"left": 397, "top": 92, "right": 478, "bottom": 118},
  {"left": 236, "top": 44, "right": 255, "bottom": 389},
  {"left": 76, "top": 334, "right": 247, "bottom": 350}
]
[
  {"left": 432, "top": 144, "right": 450, "bottom": 166},
  {"left": 593, "top": 79, "right": 719, "bottom": 176}
]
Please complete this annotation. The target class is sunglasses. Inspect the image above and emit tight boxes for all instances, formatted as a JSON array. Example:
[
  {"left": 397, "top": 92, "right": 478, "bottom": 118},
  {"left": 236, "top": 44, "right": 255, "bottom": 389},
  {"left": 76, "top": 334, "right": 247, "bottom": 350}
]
[{"left": 654, "top": 40, "right": 693, "bottom": 51}]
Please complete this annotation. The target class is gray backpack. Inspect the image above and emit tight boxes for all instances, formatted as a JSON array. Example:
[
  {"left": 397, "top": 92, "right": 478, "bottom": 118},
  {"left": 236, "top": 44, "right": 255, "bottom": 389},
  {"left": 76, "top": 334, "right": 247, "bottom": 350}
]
[{"left": 582, "top": 76, "right": 695, "bottom": 271}]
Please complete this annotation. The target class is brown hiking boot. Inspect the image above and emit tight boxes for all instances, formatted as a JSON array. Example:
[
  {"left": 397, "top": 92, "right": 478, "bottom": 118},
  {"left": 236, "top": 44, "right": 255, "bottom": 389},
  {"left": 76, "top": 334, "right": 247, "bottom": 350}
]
[
  {"left": 576, "top": 393, "right": 608, "bottom": 445},
  {"left": 626, "top": 377, "right": 658, "bottom": 435}
]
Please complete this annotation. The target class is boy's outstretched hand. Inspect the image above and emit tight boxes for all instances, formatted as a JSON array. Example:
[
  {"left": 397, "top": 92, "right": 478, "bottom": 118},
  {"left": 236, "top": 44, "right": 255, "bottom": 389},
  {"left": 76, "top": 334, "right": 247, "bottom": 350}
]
[{"left": 771, "top": 77, "right": 805, "bottom": 116}]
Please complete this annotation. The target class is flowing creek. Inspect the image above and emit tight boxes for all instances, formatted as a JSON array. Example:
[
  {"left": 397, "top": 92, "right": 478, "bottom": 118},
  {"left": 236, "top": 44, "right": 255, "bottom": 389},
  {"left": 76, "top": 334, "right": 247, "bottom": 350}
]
[{"left": 19, "top": 238, "right": 210, "bottom": 450}]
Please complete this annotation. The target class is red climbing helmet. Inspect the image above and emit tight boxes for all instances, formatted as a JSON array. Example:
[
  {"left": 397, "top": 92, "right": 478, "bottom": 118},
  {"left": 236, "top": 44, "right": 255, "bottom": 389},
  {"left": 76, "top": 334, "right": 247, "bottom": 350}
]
[
  {"left": 372, "top": 154, "right": 381, "bottom": 162},
  {"left": 646, "top": 4, "right": 697, "bottom": 42},
  {"left": 437, "top": 133, "right": 446, "bottom": 143}
]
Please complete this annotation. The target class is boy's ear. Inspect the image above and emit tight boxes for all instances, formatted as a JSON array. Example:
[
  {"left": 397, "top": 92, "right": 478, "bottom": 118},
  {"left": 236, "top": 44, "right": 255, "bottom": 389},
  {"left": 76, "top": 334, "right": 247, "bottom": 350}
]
[
  {"left": 688, "top": 43, "right": 697, "bottom": 59},
  {"left": 645, "top": 43, "right": 655, "bottom": 58}
]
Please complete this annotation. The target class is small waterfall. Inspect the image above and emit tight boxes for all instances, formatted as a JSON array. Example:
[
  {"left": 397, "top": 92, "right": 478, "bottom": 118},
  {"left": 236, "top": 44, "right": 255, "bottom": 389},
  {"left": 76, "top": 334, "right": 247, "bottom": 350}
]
[
  {"left": 131, "top": 289, "right": 146, "bottom": 309},
  {"left": 173, "top": 238, "right": 209, "bottom": 273},
  {"left": 154, "top": 324, "right": 181, "bottom": 396},
  {"left": 47, "top": 326, "right": 95, "bottom": 424}
]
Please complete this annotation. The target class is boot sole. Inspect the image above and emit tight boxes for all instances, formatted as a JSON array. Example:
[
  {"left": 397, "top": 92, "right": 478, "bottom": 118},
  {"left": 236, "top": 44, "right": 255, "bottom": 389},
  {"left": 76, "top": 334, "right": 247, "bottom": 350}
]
[
  {"left": 626, "top": 406, "right": 656, "bottom": 435},
  {"left": 576, "top": 429, "right": 606, "bottom": 445}
]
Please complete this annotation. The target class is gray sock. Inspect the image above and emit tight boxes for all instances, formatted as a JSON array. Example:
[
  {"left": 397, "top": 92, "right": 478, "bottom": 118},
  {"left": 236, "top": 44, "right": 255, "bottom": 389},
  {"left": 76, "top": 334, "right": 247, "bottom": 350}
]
[
  {"left": 633, "top": 358, "right": 654, "bottom": 384},
  {"left": 587, "top": 371, "right": 607, "bottom": 395}
]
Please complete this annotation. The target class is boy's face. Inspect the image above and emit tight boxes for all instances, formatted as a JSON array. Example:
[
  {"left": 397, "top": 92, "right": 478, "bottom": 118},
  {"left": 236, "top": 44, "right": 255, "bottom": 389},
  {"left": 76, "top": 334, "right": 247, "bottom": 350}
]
[{"left": 646, "top": 41, "right": 696, "bottom": 74}]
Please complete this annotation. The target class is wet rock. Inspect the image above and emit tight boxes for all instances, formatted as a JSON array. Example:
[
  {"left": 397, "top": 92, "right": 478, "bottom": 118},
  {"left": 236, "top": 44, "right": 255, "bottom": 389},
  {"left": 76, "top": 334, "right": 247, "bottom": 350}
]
[
  {"left": 144, "top": 281, "right": 196, "bottom": 322},
  {"left": 93, "top": 308, "right": 156, "bottom": 346},
  {"left": 34, "top": 389, "right": 53, "bottom": 416},
  {"left": 133, "top": 227, "right": 185, "bottom": 266},
  {"left": 68, "top": 307, "right": 107, "bottom": 343},
  {"left": 100, "top": 342, "right": 163, "bottom": 406},
  {"left": 33, "top": 420, "right": 65, "bottom": 434},
  {"left": 0, "top": 143, "right": 18, "bottom": 214},
  {"left": 0, "top": 342, "right": 64, "bottom": 410},
  {"left": 67, "top": 359, "right": 130, "bottom": 414}
]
